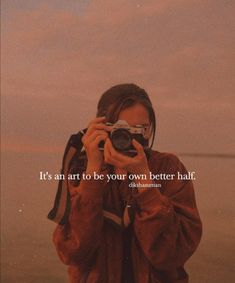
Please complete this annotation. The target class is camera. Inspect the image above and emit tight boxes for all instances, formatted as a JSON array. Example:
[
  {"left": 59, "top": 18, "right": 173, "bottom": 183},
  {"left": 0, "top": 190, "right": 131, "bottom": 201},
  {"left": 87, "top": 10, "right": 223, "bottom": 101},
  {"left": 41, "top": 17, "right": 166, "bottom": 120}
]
[{"left": 99, "top": 120, "right": 149, "bottom": 155}]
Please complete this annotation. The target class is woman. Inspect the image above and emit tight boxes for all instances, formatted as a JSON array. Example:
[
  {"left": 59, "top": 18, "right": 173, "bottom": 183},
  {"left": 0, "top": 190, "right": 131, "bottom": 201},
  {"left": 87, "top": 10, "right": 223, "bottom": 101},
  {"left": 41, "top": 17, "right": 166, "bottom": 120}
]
[{"left": 52, "top": 83, "right": 202, "bottom": 283}]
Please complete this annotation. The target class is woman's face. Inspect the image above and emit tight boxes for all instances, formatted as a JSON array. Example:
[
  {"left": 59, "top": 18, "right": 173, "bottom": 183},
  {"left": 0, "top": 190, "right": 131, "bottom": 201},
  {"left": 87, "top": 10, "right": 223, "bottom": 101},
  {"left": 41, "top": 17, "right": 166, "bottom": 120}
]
[
  {"left": 108, "top": 103, "right": 151, "bottom": 173},
  {"left": 117, "top": 103, "right": 151, "bottom": 139}
]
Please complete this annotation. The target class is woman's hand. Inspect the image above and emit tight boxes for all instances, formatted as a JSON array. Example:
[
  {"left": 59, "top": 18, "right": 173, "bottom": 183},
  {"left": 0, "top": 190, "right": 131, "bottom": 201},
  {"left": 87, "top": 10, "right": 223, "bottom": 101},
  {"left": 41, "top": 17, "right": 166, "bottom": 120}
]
[
  {"left": 104, "top": 138, "right": 150, "bottom": 175},
  {"left": 82, "top": 116, "right": 111, "bottom": 174}
]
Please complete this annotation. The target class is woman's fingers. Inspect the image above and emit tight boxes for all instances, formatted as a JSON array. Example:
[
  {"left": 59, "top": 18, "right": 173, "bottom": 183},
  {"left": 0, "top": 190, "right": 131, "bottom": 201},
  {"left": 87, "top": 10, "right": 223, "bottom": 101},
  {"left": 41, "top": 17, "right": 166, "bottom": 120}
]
[
  {"left": 86, "top": 116, "right": 106, "bottom": 135},
  {"left": 85, "top": 116, "right": 112, "bottom": 138},
  {"left": 88, "top": 116, "right": 106, "bottom": 126},
  {"left": 105, "top": 155, "right": 124, "bottom": 168},
  {"left": 104, "top": 141, "right": 124, "bottom": 168},
  {"left": 85, "top": 130, "right": 108, "bottom": 144},
  {"left": 86, "top": 123, "right": 111, "bottom": 136},
  {"left": 104, "top": 138, "right": 132, "bottom": 165},
  {"left": 90, "top": 134, "right": 108, "bottom": 149},
  {"left": 83, "top": 133, "right": 108, "bottom": 152},
  {"left": 103, "top": 138, "right": 149, "bottom": 173},
  {"left": 82, "top": 116, "right": 112, "bottom": 146},
  {"left": 132, "top": 139, "right": 145, "bottom": 157},
  {"left": 81, "top": 117, "right": 110, "bottom": 169}
]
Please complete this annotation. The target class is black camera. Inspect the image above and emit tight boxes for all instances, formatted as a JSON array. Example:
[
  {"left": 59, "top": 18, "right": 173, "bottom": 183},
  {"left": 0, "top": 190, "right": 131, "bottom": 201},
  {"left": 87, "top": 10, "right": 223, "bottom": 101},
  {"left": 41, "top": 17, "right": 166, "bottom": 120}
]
[{"left": 99, "top": 120, "right": 149, "bottom": 155}]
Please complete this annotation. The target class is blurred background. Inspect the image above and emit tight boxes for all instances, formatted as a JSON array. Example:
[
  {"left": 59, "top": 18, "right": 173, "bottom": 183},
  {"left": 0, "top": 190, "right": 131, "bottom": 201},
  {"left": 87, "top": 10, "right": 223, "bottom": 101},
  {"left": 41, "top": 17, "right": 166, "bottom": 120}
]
[{"left": 1, "top": 1, "right": 235, "bottom": 282}]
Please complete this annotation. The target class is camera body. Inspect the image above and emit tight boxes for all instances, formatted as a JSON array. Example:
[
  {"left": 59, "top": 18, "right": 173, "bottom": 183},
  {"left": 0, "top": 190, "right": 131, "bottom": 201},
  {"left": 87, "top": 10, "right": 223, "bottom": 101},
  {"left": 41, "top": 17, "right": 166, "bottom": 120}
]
[{"left": 99, "top": 120, "right": 149, "bottom": 155}]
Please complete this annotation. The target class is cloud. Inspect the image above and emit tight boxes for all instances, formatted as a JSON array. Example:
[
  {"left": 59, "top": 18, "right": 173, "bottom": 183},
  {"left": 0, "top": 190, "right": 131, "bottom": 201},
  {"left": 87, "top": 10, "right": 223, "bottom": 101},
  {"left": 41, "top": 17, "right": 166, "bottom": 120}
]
[
  {"left": 3, "top": 0, "right": 234, "bottom": 99},
  {"left": 2, "top": 0, "right": 235, "bottom": 153}
]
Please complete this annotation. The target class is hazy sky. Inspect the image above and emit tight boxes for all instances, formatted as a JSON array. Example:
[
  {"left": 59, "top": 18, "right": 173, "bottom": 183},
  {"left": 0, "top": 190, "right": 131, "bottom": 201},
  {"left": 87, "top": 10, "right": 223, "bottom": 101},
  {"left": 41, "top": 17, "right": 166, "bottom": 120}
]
[
  {"left": 1, "top": 2, "right": 235, "bottom": 282},
  {"left": 2, "top": 0, "right": 235, "bottom": 154}
]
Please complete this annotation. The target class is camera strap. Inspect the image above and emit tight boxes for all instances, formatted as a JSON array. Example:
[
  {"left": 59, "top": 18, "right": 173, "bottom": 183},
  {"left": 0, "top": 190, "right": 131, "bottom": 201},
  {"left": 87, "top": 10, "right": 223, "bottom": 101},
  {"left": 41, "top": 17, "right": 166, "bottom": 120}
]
[
  {"left": 47, "top": 129, "right": 138, "bottom": 228},
  {"left": 47, "top": 131, "right": 85, "bottom": 225}
]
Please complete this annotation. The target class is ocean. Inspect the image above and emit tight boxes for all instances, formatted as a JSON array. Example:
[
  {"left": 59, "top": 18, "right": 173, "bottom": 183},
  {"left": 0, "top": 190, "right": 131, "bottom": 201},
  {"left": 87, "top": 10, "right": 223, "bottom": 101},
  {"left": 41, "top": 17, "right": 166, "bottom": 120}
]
[{"left": 1, "top": 152, "right": 235, "bottom": 282}]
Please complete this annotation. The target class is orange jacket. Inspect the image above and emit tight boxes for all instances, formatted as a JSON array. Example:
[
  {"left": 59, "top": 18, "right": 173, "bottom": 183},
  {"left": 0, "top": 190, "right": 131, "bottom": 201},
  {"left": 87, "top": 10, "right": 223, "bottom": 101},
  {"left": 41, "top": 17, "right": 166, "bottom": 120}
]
[{"left": 52, "top": 150, "right": 202, "bottom": 283}]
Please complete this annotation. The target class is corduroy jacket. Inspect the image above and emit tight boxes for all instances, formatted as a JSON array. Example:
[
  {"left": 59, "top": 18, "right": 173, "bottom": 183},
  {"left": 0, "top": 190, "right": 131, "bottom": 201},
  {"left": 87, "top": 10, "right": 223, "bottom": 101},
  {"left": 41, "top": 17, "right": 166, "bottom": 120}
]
[{"left": 52, "top": 150, "right": 202, "bottom": 283}]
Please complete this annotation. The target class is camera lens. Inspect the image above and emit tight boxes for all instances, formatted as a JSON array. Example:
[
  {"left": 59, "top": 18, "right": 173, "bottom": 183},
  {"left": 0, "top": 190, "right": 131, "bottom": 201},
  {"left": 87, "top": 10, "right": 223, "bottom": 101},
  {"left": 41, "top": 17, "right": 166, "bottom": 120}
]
[{"left": 111, "top": 129, "right": 132, "bottom": 151}]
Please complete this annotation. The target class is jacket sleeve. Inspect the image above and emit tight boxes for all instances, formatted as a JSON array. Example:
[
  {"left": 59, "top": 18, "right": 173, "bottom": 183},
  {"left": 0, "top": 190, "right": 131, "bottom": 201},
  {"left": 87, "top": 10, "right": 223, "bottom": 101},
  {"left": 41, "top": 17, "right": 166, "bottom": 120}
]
[
  {"left": 132, "top": 154, "right": 202, "bottom": 270},
  {"left": 52, "top": 178, "right": 105, "bottom": 267}
]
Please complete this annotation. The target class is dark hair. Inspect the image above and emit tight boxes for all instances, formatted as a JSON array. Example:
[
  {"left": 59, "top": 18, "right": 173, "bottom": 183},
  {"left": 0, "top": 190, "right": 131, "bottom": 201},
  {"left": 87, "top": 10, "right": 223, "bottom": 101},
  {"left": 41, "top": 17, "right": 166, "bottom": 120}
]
[{"left": 97, "top": 83, "right": 156, "bottom": 148}]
